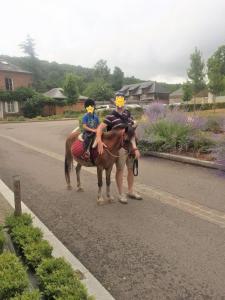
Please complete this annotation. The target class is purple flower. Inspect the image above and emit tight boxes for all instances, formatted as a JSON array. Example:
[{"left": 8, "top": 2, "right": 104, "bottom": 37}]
[{"left": 145, "top": 102, "right": 166, "bottom": 123}]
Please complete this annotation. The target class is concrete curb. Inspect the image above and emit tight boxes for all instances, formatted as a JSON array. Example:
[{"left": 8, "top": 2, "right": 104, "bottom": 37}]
[
  {"left": 146, "top": 151, "right": 225, "bottom": 171},
  {"left": 0, "top": 179, "right": 115, "bottom": 300}
]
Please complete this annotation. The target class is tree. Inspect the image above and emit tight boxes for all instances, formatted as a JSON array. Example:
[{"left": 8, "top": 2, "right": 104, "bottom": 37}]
[
  {"left": 187, "top": 48, "right": 205, "bottom": 93},
  {"left": 84, "top": 79, "right": 114, "bottom": 101},
  {"left": 63, "top": 73, "right": 79, "bottom": 103},
  {"left": 20, "top": 35, "right": 36, "bottom": 58},
  {"left": 111, "top": 66, "right": 124, "bottom": 91},
  {"left": 187, "top": 48, "right": 205, "bottom": 111},
  {"left": 182, "top": 82, "right": 193, "bottom": 102},
  {"left": 207, "top": 45, "right": 225, "bottom": 99},
  {"left": 94, "top": 60, "right": 110, "bottom": 81}
]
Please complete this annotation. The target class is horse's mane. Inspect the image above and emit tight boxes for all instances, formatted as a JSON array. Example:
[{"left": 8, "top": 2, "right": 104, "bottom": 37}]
[{"left": 102, "top": 129, "right": 122, "bottom": 140}]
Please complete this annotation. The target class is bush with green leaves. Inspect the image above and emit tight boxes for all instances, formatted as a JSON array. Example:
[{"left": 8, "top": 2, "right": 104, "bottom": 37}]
[
  {"left": 0, "top": 252, "right": 29, "bottom": 299},
  {"left": 144, "top": 120, "right": 191, "bottom": 152},
  {"left": 23, "top": 240, "right": 53, "bottom": 269},
  {"left": 11, "top": 225, "right": 43, "bottom": 250},
  {"left": 0, "top": 226, "right": 5, "bottom": 254},
  {"left": 189, "top": 131, "right": 216, "bottom": 153},
  {"left": 205, "top": 116, "right": 225, "bottom": 133},
  {"left": 36, "top": 257, "right": 88, "bottom": 299},
  {"left": 5, "top": 214, "right": 32, "bottom": 233},
  {"left": 10, "top": 290, "right": 41, "bottom": 300}
]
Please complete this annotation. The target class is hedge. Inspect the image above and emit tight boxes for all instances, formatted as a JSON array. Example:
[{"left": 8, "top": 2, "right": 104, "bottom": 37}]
[
  {"left": 23, "top": 240, "right": 53, "bottom": 269},
  {"left": 10, "top": 290, "right": 41, "bottom": 300},
  {"left": 0, "top": 252, "right": 29, "bottom": 300},
  {"left": 5, "top": 214, "right": 33, "bottom": 233},
  {"left": 36, "top": 257, "right": 89, "bottom": 300},
  {"left": 0, "top": 226, "right": 4, "bottom": 254},
  {"left": 170, "top": 102, "right": 225, "bottom": 111},
  {"left": 6, "top": 214, "right": 93, "bottom": 299},
  {"left": 10, "top": 225, "right": 43, "bottom": 250}
]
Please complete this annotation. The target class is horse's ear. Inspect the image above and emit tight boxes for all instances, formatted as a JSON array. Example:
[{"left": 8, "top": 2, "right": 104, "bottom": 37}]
[{"left": 132, "top": 121, "right": 138, "bottom": 130}]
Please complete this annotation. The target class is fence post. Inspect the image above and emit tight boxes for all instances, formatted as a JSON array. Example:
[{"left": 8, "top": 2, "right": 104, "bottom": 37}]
[{"left": 13, "top": 175, "right": 22, "bottom": 216}]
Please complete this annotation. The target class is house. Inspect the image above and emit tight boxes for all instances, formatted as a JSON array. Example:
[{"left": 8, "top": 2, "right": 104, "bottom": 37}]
[
  {"left": 0, "top": 60, "right": 32, "bottom": 119},
  {"left": 42, "top": 87, "right": 88, "bottom": 115},
  {"left": 169, "top": 88, "right": 184, "bottom": 104},
  {"left": 118, "top": 81, "right": 170, "bottom": 104}
]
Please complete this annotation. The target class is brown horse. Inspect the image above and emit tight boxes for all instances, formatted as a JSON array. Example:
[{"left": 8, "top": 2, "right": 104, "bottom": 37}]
[{"left": 64, "top": 126, "right": 136, "bottom": 204}]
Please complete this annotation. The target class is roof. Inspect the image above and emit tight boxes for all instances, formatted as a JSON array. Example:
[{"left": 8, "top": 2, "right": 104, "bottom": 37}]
[
  {"left": 43, "top": 88, "right": 88, "bottom": 101},
  {"left": 119, "top": 81, "right": 169, "bottom": 96},
  {"left": 170, "top": 88, "right": 184, "bottom": 97},
  {"left": 44, "top": 88, "right": 66, "bottom": 99},
  {"left": 0, "top": 60, "right": 32, "bottom": 74}
]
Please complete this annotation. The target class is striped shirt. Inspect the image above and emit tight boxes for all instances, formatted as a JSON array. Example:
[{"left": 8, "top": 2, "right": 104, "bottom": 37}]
[{"left": 103, "top": 109, "right": 134, "bottom": 131}]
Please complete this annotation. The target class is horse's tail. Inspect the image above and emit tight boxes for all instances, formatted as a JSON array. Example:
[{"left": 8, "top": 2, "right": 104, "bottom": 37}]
[
  {"left": 65, "top": 139, "right": 73, "bottom": 186},
  {"left": 64, "top": 130, "right": 79, "bottom": 187}
]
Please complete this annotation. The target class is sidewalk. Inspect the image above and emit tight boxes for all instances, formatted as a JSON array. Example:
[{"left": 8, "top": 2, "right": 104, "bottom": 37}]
[{"left": 0, "top": 193, "right": 12, "bottom": 225}]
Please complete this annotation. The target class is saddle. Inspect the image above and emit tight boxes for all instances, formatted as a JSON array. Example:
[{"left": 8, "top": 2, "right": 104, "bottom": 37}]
[{"left": 71, "top": 136, "right": 98, "bottom": 164}]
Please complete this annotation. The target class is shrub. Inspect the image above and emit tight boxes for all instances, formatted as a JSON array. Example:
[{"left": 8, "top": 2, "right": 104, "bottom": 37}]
[
  {"left": 37, "top": 257, "right": 88, "bottom": 299},
  {"left": 11, "top": 225, "right": 43, "bottom": 251},
  {"left": 145, "top": 120, "right": 191, "bottom": 152},
  {"left": 5, "top": 214, "right": 32, "bottom": 232},
  {"left": 145, "top": 102, "right": 166, "bottom": 123},
  {"left": 23, "top": 240, "right": 53, "bottom": 269},
  {"left": 0, "top": 226, "right": 5, "bottom": 254},
  {"left": 205, "top": 116, "right": 225, "bottom": 133},
  {"left": 0, "top": 252, "right": 29, "bottom": 299},
  {"left": 189, "top": 131, "right": 216, "bottom": 153},
  {"left": 10, "top": 290, "right": 41, "bottom": 300}
]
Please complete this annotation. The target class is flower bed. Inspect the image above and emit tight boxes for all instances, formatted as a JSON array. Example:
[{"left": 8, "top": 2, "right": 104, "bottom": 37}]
[
  {"left": 139, "top": 103, "right": 225, "bottom": 165},
  {"left": 0, "top": 213, "right": 93, "bottom": 300}
]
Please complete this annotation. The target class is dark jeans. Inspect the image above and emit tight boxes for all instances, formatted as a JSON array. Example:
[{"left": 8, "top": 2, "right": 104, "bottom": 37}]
[{"left": 83, "top": 131, "right": 95, "bottom": 151}]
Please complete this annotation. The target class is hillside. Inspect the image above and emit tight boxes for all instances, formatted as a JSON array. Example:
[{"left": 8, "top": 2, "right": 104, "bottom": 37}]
[{"left": 0, "top": 55, "right": 180, "bottom": 94}]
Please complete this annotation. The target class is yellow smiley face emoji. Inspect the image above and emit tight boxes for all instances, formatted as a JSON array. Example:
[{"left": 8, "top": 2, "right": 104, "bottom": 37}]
[
  {"left": 115, "top": 96, "right": 125, "bottom": 107},
  {"left": 86, "top": 105, "right": 94, "bottom": 113}
]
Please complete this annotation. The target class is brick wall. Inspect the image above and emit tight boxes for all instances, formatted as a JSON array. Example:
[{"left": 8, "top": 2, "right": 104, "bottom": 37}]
[{"left": 0, "top": 71, "right": 32, "bottom": 90}]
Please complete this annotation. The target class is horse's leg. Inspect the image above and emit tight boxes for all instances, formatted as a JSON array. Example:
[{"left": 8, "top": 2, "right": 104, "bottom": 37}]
[
  {"left": 97, "top": 166, "right": 105, "bottom": 205},
  {"left": 106, "top": 166, "right": 114, "bottom": 202},
  {"left": 76, "top": 163, "right": 84, "bottom": 192},
  {"left": 65, "top": 154, "right": 72, "bottom": 190}
]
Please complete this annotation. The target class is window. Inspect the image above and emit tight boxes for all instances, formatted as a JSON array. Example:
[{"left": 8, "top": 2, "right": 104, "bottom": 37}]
[
  {"left": 5, "top": 78, "right": 13, "bottom": 90},
  {"left": 5, "top": 101, "right": 18, "bottom": 113}
]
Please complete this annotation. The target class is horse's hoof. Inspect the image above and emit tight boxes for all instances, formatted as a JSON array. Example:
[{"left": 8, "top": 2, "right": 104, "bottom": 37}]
[
  {"left": 106, "top": 196, "right": 115, "bottom": 203},
  {"left": 77, "top": 187, "right": 84, "bottom": 192},
  {"left": 97, "top": 197, "right": 106, "bottom": 205},
  {"left": 67, "top": 185, "right": 72, "bottom": 190}
]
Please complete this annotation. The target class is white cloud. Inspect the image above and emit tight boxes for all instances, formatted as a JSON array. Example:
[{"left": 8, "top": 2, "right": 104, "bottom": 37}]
[{"left": 0, "top": 0, "right": 225, "bottom": 83}]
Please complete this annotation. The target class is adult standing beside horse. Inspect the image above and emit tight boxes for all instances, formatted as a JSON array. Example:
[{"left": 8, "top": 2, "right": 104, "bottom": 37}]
[{"left": 96, "top": 93, "right": 142, "bottom": 204}]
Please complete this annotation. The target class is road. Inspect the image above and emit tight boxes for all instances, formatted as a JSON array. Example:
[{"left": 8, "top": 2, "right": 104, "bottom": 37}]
[{"left": 0, "top": 120, "right": 225, "bottom": 300}]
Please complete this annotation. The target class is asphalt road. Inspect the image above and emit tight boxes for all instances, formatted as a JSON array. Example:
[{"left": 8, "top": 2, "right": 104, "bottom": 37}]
[{"left": 0, "top": 120, "right": 225, "bottom": 300}]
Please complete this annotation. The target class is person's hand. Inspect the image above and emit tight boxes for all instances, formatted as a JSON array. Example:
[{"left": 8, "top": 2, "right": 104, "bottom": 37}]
[
  {"left": 134, "top": 149, "right": 141, "bottom": 159},
  {"left": 97, "top": 140, "right": 107, "bottom": 155}
]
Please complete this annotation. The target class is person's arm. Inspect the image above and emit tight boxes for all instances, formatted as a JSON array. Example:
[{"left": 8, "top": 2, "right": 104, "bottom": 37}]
[
  {"left": 96, "top": 123, "right": 107, "bottom": 154},
  {"left": 83, "top": 124, "right": 97, "bottom": 133}
]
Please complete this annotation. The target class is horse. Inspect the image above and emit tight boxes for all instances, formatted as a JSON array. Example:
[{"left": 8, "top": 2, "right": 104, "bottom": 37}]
[{"left": 64, "top": 126, "right": 136, "bottom": 205}]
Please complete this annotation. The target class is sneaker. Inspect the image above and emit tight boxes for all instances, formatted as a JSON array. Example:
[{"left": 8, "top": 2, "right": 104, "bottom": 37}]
[
  {"left": 118, "top": 194, "right": 128, "bottom": 204},
  {"left": 127, "top": 192, "right": 142, "bottom": 200}
]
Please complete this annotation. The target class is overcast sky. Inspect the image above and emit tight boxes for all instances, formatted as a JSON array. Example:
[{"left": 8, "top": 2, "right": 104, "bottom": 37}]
[{"left": 1, "top": 0, "right": 225, "bottom": 83}]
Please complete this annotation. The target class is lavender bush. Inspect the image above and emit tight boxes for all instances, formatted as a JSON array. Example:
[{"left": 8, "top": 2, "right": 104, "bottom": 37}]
[{"left": 145, "top": 102, "right": 166, "bottom": 123}]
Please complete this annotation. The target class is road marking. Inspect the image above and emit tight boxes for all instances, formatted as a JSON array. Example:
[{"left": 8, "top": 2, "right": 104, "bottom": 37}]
[{"left": 1, "top": 133, "right": 225, "bottom": 229}]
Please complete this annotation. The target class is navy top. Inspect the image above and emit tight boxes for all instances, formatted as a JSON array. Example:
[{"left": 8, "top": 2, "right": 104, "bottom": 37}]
[{"left": 82, "top": 113, "right": 100, "bottom": 129}]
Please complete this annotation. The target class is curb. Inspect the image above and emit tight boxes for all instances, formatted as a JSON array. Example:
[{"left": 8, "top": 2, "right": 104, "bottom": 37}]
[
  {"left": 146, "top": 151, "right": 225, "bottom": 171},
  {"left": 0, "top": 179, "right": 115, "bottom": 300}
]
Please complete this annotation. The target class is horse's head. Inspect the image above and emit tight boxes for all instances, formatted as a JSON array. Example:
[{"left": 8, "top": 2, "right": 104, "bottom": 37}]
[{"left": 121, "top": 124, "right": 137, "bottom": 153}]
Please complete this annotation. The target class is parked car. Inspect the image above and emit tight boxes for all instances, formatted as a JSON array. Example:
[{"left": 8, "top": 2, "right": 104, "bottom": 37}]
[
  {"left": 95, "top": 105, "right": 111, "bottom": 111},
  {"left": 125, "top": 104, "right": 142, "bottom": 109}
]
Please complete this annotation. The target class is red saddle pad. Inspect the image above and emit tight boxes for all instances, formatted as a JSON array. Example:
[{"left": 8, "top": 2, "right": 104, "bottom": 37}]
[{"left": 71, "top": 140, "right": 85, "bottom": 158}]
